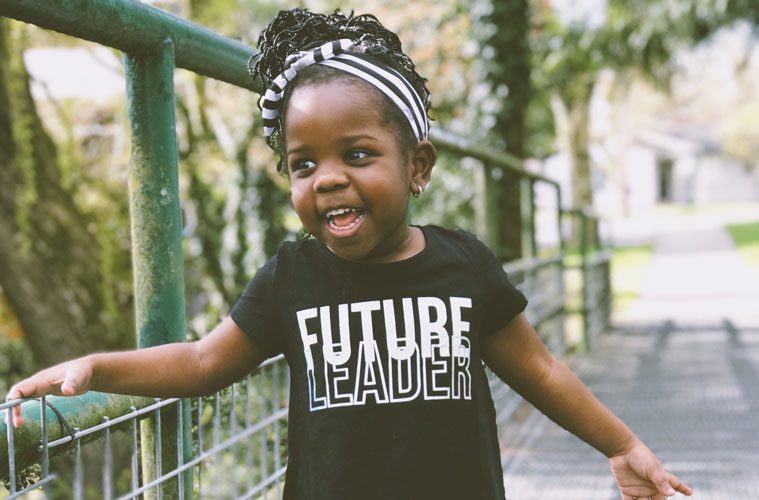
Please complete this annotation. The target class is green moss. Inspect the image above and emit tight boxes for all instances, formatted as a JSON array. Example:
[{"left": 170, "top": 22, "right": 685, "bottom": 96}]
[{"left": 8, "top": 25, "right": 37, "bottom": 255}]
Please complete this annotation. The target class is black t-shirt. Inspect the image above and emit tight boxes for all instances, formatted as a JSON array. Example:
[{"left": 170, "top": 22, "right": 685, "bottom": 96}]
[{"left": 232, "top": 225, "right": 527, "bottom": 500}]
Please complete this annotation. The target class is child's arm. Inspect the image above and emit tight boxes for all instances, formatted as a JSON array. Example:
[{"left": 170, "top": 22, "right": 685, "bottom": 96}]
[
  {"left": 483, "top": 313, "right": 692, "bottom": 498},
  {"left": 7, "top": 318, "right": 264, "bottom": 425}
]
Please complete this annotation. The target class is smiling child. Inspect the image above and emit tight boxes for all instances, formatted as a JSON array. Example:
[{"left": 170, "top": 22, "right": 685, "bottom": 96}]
[{"left": 7, "top": 8, "right": 692, "bottom": 500}]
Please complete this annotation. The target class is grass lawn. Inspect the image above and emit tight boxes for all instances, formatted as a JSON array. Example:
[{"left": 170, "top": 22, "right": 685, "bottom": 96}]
[
  {"left": 726, "top": 221, "right": 759, "bottom": 269},
  {"left": 649, "top": 201, "right": 758, "bottom": 216},
  {"left": 611, "top": 244, "right": 653, "bottom": 314}
]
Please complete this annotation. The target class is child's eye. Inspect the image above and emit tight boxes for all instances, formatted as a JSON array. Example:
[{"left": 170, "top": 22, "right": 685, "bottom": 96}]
[
  {"left": 346, "top": 150, "right": 372, "bottom": 163},
  {"left": 291, "top": 159, "right": 316, "bottom": 173}
]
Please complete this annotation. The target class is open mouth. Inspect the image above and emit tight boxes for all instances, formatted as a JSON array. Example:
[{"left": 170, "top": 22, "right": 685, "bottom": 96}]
[{"left": 325, "top": 207, "right": 366, "bottom": 231}]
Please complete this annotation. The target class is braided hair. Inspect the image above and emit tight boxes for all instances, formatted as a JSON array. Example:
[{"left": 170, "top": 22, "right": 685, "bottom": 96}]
[{"left": 251, "top": 9, "right": 432, "bottom": 173}]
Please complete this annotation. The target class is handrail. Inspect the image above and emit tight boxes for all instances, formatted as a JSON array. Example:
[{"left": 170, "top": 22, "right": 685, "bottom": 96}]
[
  {"left": 502, "top": 253, "right": 563, "bottom": 275},
  {"left": 0, "top": 0, "right": 260, "bottom": 91},
  {"left": 0, "top": 393, "right": 153, "bottom": 477},
  {"left": 430, "top": 128, "right": 559, "bottom": 187},
  {"left": 0, "top": 355, "right": 287, "bottom": 479}
]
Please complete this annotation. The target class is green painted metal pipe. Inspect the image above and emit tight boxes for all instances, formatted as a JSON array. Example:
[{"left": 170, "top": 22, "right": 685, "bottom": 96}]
[
  {"left": 0, "top": 0, "right": 261, "bottom": 92},
  {"left": 125, "top": 40, "right": 185, "bottom": 352},
  {"left": 125, "top": 39, "right": 190, "bottom": 498},
  {"left": 430, "top": 128, "right": 558, "bottom": 186},
  {"left": 0, "top": 393, "right": 153, "bottom": 478}
]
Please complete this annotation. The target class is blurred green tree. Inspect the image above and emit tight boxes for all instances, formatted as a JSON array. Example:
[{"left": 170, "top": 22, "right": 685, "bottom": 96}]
[
  {"left": 531, "top": 0, "right": 758, "bottom": 245},
  {"left": 0, "top": 20, "right": 135, "bottom": 366},
  {"left": 479, "top": 0, "right": 532, "bottom": 261}
]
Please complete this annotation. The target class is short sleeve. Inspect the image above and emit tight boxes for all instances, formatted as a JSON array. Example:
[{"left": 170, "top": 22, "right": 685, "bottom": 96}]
[
  {"left": 230, "top": 256, "right": 284, "bottom": 359},
  {"left": 476, "top": 240, "right": 528, "bottom": 336}
]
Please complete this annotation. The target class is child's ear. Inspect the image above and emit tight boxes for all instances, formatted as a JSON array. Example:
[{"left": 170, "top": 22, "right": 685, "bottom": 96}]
[{"left": 409, "top": 140, "right": 437, "bottom": 193}]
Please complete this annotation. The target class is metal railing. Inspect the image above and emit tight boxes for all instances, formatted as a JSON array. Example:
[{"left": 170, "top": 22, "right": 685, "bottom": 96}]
[
  {"left": 563, "top": 208, "right": 612, "bottom": 351},
  {"left": 436, "top": 133, "right": 611, "bottom": 424},
  {"left": 1, "top": 0, "right": 612, "bottom": 497},
  {"left": 2, "top": 356, "right": 289, "bottom": 499}
]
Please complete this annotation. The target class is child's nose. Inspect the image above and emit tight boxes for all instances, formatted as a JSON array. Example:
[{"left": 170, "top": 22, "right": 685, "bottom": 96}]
[{"left": 313, "top": 163, "right": 350, "bottom": 193}]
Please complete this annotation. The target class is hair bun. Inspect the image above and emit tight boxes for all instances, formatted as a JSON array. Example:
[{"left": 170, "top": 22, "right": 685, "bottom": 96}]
[{"left": 254, "top": 9, "right": 407, "bottom": 84}]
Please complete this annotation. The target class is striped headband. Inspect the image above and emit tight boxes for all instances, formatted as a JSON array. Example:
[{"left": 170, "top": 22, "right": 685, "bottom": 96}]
[{"left": 257, "top": 39, "right": 429, "bottom": 142}]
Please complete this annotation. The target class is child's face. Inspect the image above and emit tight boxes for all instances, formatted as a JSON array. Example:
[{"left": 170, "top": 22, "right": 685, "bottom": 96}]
[{"left": 284, "top": 80, "right": 424, "bottom": 263}]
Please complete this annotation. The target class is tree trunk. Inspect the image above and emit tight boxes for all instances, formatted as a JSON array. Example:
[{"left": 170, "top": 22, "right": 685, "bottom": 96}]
[
  {"left": 0, "top": 20, "right": 133, "bottom": 367},
  {"left": 550, "top": 82, "right": 598, "bottom": 249},
  {"left": 483, "top": 0, "right": 531, "bottom": 261}
]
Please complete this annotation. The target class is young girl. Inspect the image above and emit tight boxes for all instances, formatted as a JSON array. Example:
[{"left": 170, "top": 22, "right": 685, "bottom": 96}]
[{"left": 8, "top": 9, "right": 692, "bottom": 500}]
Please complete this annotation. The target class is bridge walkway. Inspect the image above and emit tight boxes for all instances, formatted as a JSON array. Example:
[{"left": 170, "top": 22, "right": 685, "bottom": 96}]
[{"left": 500, "top": 213, "right": 759, "bottom": 499}]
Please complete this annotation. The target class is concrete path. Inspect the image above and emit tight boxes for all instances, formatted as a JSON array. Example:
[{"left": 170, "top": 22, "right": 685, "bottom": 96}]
[
  {"left": 618, "top": 218, "right": 759, "bottom": 326},
  {"left": 500, "top": 213, "right": 759, "bottom": 499}
]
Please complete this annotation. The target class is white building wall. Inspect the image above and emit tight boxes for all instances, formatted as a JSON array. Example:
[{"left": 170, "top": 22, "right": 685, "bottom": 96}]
[
  {"left": 624, "top": 146, "right": 658, "bottom": 213},
  {"left": 690, "top": 157, "right": 759, "bottom": 203}
]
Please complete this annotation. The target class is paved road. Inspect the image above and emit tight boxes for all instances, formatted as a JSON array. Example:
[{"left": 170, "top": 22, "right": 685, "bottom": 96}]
[{"left": 500, "top": 214, "right": 759, "bottom": 499}]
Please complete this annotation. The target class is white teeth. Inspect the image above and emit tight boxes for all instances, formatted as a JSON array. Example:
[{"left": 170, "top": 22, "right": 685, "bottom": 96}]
[
  {"left": 328, "top": 212, "right": 365, "bottom": 230},
  {"left": 325, "top": 207, "right": 359, "bottom": 218}
]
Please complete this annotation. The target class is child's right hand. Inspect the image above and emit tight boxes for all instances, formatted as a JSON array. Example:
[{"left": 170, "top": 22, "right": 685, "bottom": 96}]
[{"left": 5, "top": 358, "right": 94, "bottom": 427}]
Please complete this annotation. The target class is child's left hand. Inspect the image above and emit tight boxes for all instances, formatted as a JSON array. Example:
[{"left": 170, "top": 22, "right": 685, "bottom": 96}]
[{"left": 609, "top": 440, "right": 692, "bottom": 499}]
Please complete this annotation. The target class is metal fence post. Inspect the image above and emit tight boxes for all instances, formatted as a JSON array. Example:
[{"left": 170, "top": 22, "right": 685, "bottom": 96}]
[
  {"left": 519, "top": 177, "right": 536, "bottom": 259},
  {"left": 579, "top": 211, "right": 590, "bottom": 351},
  {"left": 555, "top": 188, "right": 567, "bottom": 345},
  {"left": 125, "top": 38, "right": 191, "bottom": 499},
  {"left": 478, "top": 163, "right": 500, "bottom": 252}
]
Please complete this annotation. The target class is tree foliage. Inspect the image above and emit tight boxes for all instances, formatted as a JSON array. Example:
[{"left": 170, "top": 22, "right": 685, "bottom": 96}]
[
  {"left": 529, "top": 0, "right": 757, "bottom": 243},
  {"left": 0, "top": 20, "right": 134, "bottom": 367}
]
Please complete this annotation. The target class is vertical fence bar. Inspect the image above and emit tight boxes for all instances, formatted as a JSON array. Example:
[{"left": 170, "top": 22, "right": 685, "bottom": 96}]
[
  {"left": 74, "top": 428, "right": 83, "bottom": 500},
  {"left": 6, "top": 407, "right": 16, "bottom": 494},
  {"left": 245, "top": 378, "right": 254, "bottom": 494},
  {"left": 213, "top": 392, "right": 223, "bottom": 495},
  {"left": 555, "top": 189, "right": 567, "bottom": 347},
  {"left": 556, "top": 188, "right": 565, "bottom": 255},
  {"left": 520, "top": 177, "right": 535, "bottom": 259},
  {"left": 480, "top": 164, "right": 500, "bottom": 253},
  {"left": 176, "top": 400, "right": 184, "bottom": 500},
  {"left": 155, "top": 406, "right": 163, "bottom": 500},
  {"left": 130, "top": 408, "right": 139, "bottom": 497},
  {"left": 196, "top": 397, "right": 203, "bottom": 499},
  {"left": 124, "top": 37, "right": 191, "bottom": 499},
  {"left": 556, "top": 205, "right": 566, "bottom": 347},
  {"left": 579, "top": 212, "right": 590, "bottom": 351},
  {"left": 103, "top": 418, "right": 113, "bottom": 500},
  {"left": 213, "top": 393, "right": 221, "bottom": 448},
  {"left": 258, "top": 368, "right": 268, "bottom": 487},
  {"left": 39, "top": 397, "right": 49, "bottom": 480},
  {"left": 530, "top": 181, "right": 538, "bottom": 256},
  {"left": 230, "top": 384, "right": 239, "bottom": 497},
  {"left": 273, "top": 363, "right": 282, "bottom": 498},
  {"left": 604, "top": 249, "right": 612, "bottom": 330}
]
